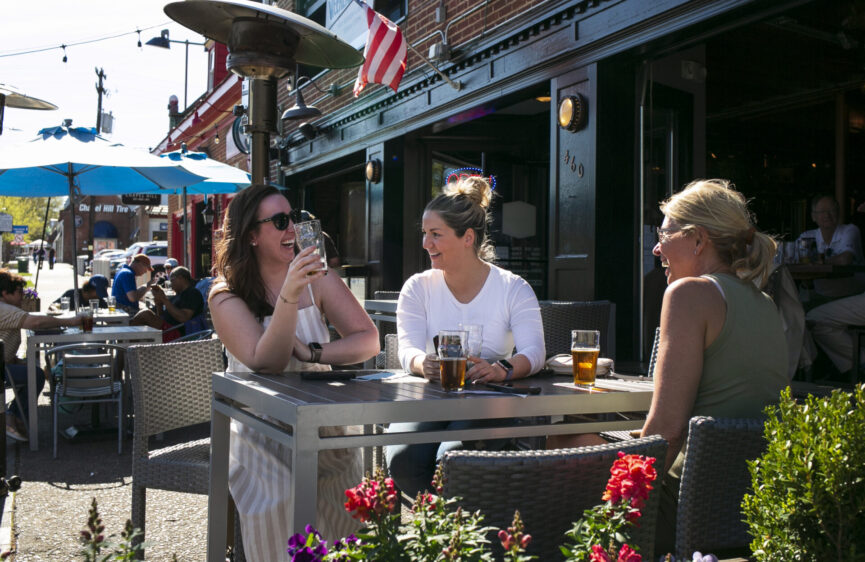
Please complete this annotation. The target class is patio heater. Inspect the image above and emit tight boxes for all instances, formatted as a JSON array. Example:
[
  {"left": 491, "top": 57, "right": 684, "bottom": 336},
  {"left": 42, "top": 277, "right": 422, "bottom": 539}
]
[{"left": 163, "top": 0, "right": 363, "bottom": 185}]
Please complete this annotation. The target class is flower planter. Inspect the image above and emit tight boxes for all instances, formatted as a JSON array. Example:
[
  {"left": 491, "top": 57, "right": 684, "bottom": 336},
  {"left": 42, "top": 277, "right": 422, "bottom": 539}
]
[{"left": 21, "top": 297, "right": 40, "bottom": 313}]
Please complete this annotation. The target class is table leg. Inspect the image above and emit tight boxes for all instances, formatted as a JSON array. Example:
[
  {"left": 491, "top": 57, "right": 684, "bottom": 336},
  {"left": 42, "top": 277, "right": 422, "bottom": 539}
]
[
  {"left": 291, "top": 420, "right": 319, "bottom": 535},
  {"left": 207, "top": 399, "right": 230, "bottom": 562},
  {"left": 26, "top": 341, "right": 38, "bottom": 451}
]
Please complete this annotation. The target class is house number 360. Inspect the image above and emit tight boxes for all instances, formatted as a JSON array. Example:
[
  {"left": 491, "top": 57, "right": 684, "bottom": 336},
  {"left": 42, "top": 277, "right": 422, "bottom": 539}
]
[{"left": 563, "top": 150, "right": 584, "bottom": 177}]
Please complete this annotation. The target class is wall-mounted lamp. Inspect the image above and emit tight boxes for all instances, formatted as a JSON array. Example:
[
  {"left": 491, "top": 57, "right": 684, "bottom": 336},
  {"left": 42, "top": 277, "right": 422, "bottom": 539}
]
[
  {"left": 365, "top": 159, "right": 382, "bottom": 183},
  {"left": 281, "top": 76, "right": 323, "bottom": 121},
  {"left": 557, "top": 94, "right": 588, "bottom": 132},
  {"left": 298, "top": 122, "right": 318, "bottom": 140},
  {"left": 201, "top": 198, "right": 214, "bottom": 225},
  {"left": 213, "top": 126, "right": 220, "bottom": 144}
]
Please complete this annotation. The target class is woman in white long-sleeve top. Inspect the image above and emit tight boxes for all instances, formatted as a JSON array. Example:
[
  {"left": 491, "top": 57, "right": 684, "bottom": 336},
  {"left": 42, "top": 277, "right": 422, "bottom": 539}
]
[
  {"left": 385, "top": 176, "right": 545, "bottom": 497},
  {"left": 209, "top": 184, "right": 379, "bottom": 561}
]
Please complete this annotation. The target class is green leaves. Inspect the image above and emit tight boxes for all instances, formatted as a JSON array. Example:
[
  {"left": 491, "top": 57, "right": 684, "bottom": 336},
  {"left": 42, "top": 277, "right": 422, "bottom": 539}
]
[{"left": 742, "top": 384, "right": 865, "bottom": 561}]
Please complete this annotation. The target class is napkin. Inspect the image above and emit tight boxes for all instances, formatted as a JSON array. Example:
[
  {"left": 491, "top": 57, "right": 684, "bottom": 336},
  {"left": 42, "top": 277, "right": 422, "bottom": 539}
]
[{"left": 545, "top": 354, "right": 613, "bottom": 376}]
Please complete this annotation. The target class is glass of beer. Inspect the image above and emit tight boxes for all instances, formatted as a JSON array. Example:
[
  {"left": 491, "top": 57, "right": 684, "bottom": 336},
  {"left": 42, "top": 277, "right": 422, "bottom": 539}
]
[
  {"left": 79, "top": 306, "right": 94, "bottom": 333},
  {"left": 438, "top": 329, "right": 468, "bottom": 391},
  {"left": 571, "top": 329, "right": 600, "bottom": 385},
  {"left": 293, "top": 219, "right": 327, "bottom": 274},
  {"left": 106, "top": 296, "right": 116, "bottom": 313}
]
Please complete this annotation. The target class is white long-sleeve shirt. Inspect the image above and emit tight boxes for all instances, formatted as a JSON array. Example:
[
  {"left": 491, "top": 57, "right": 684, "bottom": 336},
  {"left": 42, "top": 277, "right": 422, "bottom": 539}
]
[{"left": 397, "top": 264, "right": 545, "bottom": 373}]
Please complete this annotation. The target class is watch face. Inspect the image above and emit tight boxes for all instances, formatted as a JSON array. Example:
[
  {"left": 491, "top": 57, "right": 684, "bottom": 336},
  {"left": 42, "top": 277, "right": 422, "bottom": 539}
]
[
  {"left": 498, "top": 359, "right": 513, "bottom": 370},
  {"left": 310, "top": 342, "right": 323, "bottom": 350}
]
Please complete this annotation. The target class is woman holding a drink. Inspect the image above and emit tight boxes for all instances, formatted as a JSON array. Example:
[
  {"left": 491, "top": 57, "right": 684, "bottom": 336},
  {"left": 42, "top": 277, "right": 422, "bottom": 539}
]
[
  {"left": 386, "top": 176, "right": 545, "bottom": 497},
  {"left": 209, "top": 185, "right": 379, "bottom": 561}
]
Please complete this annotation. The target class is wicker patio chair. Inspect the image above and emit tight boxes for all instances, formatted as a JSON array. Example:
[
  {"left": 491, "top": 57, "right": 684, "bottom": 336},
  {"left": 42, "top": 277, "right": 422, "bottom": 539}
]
[
  {"left": 647, "top": 326, "right": 661, "bottom": 378},
  {"left": 539, "top": 300, "right": 616, "bottom": 358},
  {"left": 374, "top": 333, "right": 400, "bottom": 369},
  {"left": 126, "top": 338, "right": 224, "bottom": 557},
  {"left": 442, "top": 435, "right": 667, "bottom": 560},
  {"left": 46, "top": 342, "right": 127, "bottom": 459},
  {"left": 675, "top": 416, "right": 766, "bottom": 559},
  {"left": 373, "top": 290, "right": 400, "bottom": 300}
]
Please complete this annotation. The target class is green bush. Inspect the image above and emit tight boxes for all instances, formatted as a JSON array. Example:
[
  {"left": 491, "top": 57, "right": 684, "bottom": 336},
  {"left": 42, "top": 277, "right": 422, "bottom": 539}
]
[{"left": 742, "top": 384, "right": 865, "bottom": 561}]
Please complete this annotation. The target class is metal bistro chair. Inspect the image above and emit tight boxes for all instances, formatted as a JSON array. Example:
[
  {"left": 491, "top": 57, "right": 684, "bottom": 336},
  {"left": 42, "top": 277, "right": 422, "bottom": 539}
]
[
  {"left": 374, "top": 333, "right": 400, "bottom": 369},
  {"left": 675, "top": 416, "right": 767, "bottom": 559},
  {"left": 442, "top": 435, "right": 668, "bottom": 560},
  {"left": 47, "top": 343, "right": 126, "bottom": 459},
  {"left": 125, "top": 338, "right": 225, "bottom": 556},
  {"left": 539, "top": 300, "right": 616, "bottom": 358}
]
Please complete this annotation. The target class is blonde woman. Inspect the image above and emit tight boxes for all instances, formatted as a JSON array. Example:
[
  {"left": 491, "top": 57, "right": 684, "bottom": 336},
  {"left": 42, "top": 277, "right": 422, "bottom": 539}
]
[
  {"left": 643, "top": 179, "right": 788, "bottom": 552},
  {"left": 386, "top": 176, "right": 545, "bottom": 496}
]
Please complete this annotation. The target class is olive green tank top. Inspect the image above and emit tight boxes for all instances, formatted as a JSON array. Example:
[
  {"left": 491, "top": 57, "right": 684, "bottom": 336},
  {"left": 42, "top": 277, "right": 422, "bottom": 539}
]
[{"left": 670, "top": 273, "right": 788, "bottom": 479}]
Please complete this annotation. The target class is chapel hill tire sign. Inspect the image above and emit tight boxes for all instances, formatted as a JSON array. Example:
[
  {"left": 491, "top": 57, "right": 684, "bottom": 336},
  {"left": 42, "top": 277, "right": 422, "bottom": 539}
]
[{"left": 121, "top": 193, "right": 161, "bottom": 206}]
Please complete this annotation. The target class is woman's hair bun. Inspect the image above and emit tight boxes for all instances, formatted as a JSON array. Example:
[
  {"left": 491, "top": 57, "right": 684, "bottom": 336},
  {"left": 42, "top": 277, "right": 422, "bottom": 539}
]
[{"left": 445, "top": 175, "right": 492, "bottom": 209}]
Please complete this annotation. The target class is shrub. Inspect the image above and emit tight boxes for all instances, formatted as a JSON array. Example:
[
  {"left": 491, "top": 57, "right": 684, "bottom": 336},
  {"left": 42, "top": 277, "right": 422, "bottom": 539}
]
[{"left": 742, "top": 384, "right": 865, "bottom": 561}]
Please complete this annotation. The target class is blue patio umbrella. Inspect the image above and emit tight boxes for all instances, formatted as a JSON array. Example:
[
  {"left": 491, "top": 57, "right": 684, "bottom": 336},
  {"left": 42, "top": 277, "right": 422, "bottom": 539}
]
[
  {"left": 0, "top": 123, "right": 206, "bottom": 305},
  {"left": 159, "top": 148, "right": 250, "bottom": 266}
]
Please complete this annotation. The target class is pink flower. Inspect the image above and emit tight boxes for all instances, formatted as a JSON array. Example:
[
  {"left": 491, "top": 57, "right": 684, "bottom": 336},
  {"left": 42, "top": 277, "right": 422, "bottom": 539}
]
[
  {"left": 616, "top": 543, "right": 642, "bottom": 562},
  {"left": 590, "top": 544, "right": 612, "bottom": 562},
  {"left": 498, "top": 529, "right": 514, "bottom": 551},
  {"left": 343, "top": 474, "right": 398, "bottom": 522}
]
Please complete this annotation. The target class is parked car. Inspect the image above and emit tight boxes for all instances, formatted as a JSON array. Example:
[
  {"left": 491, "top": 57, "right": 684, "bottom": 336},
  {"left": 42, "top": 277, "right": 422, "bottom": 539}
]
[{"left": 108, "top": 241, "right": 168, "bottom": 277}]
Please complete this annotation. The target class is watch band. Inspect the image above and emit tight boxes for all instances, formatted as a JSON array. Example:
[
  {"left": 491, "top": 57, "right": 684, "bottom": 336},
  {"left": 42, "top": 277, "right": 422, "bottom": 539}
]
[
  {"left": 308, "top": 342, "right": 323, "bottom": 363},
  {"left": 497, "top": 359, "right": 514, "bottom": 381}
]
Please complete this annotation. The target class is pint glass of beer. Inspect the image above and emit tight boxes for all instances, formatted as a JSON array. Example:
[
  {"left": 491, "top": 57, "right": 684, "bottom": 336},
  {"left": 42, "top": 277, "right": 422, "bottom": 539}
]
[
  {"left": 437, "top": 329, "right": 468, "bottom": 391},
  {"left": 571, "top": 330, "right": 600, "bottom": 385}
]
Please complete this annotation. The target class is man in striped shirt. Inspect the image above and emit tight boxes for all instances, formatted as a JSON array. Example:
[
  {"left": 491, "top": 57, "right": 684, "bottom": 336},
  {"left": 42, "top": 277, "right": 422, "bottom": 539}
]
[{"left": 0, "top": 269, "right": 81, "bottom": 442}]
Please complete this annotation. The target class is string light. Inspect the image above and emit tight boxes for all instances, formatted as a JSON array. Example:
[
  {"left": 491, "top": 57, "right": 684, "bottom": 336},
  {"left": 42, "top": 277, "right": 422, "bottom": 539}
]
[
  {"left": 61, "top": 45, "right": 67, "bottom": 63},
  {"left": 214, "top": 126, "right": 220, "bottom": 144},
  {"left": 0, "top": 23, "right": 170, "bottom": 59},
  {"left": 136, "top": 29, "right": 142, "bottom": 48}
]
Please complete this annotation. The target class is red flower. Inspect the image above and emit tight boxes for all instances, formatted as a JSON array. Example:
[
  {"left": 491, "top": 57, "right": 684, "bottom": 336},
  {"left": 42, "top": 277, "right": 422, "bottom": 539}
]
[
  {"left": 616, "top": 543, "right": 642, "bottom": 562},
  {"left": 520, "top": 534, "right": 532, "bottom": 549},
  {"left": 602, "top": 452, "right": 657, "bottom": 510},
  {"left": 343, "top": 474, "right": 398, "bottom": 522},
  {"left": 590, "top": 544, "right": 612, "bottom": 562},
  {"left": 498, "top": 529, "right": 514, "bottom": 551}
]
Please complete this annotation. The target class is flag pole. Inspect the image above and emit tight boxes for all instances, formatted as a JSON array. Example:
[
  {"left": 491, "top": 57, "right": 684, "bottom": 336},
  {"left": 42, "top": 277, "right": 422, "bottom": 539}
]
[{"left": 405, "top": 43, "right": 462, "bottom": 91}]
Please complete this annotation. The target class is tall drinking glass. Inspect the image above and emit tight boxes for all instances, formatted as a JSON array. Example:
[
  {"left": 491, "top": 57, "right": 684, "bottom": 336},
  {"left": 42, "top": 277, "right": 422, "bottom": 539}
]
[
  {"left": 60, "top": 297, "right": 70, "bottom": 312},
  {"left": 293, "top": 219, "right": 327, "bottom": 274},
  {"left": 106, "top": 296, "right": 116, "bottom": 313},
  {"left": 458, "top": 323, "right": 483, "bottom": 368},
  {"left": 79, "top": 306, "right": 94, "bottom": 333},
  {"left": 438, "top": 329, "right": 467, "bottom": 391},
  {"left": 571, "top": 330, "right": 600, "bottom": 385}
]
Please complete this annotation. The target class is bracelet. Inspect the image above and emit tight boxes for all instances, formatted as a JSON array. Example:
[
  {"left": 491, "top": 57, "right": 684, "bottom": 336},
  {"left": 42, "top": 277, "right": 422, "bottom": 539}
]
[{"left": 279, "top": 294, "right": 298, "bottom": 305}]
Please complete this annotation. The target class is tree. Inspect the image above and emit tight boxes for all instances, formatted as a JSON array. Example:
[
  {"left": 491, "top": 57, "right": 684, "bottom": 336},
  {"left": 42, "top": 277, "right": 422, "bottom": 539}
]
[{"left": 0, "top": 196, "right": 64, "bottom": 260}]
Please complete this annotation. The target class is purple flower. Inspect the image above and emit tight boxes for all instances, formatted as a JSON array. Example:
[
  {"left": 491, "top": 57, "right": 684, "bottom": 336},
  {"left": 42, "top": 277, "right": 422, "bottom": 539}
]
[
  {"left": 287, "top": 533, "right": 307, "bottom": 551},
  {"left": 305, "top": 524, "right": 322, "bottom": 540},
  {"left": 692, "top": 553, "right": 718, "bottom": 562}
]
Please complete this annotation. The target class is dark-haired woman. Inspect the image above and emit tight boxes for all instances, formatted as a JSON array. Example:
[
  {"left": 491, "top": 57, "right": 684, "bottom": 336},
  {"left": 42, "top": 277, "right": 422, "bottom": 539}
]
[
  {"left": 385, "top": 176, "right": 545, "bottom": 497},
  {"left": 210, "top": 185, "right": 379, "bottom": 561}
]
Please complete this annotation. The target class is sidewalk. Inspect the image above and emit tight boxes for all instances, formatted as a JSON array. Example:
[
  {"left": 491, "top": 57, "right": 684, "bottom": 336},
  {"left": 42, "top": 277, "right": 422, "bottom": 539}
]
[{"left": 1, "top": 262, "right": 209, "bottom": 560}]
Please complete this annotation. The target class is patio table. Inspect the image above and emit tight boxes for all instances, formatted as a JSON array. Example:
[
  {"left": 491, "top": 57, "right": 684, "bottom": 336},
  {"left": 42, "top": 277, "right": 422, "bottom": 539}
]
[
  {"left": 206, "top": 370, "right": 653, "bottom": 561},
  {"left": 25, "top": 325, "right": 162, "bottom": 451}
]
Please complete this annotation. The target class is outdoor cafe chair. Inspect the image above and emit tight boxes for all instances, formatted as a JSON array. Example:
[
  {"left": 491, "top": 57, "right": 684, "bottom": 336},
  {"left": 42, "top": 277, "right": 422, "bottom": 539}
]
[
  {"left": 125, "top": 338, "right": 224, "bottom": 557},
  {"left": 539, "top": 300, "right": 616, "bottom": 358},
  {"left": 442, "top": 435, "right": 667, "bottom": 560},
  {"left": 675, "top": 416, "right": 766, "bottom": 559},
  {"left": 46, "top": 343, "right": 126, "bottom": 459}
]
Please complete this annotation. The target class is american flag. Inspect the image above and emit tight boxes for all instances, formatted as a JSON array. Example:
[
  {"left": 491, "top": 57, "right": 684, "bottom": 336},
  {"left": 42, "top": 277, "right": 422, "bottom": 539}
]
[{"left": 352, "top": 0, "right": 407, "bottom": 97}]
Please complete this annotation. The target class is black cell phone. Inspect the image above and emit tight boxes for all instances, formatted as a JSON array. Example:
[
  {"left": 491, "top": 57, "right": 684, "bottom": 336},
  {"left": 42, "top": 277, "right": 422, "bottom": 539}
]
[
  {"left": 484, "top": 383, "right": 541, "bottom": 395},
  {"left": 299, "top": 370, "right": 356, "bottom": 381}
]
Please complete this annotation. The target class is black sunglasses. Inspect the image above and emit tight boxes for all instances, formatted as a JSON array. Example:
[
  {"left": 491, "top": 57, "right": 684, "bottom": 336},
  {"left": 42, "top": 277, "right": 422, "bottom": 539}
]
[{"left": 255, "top": 212, "right": 292, "bottom": 231}]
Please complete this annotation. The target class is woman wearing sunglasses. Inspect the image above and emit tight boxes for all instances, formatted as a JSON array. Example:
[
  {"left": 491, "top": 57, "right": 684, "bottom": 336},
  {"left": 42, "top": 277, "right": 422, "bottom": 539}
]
[{"left": 210, "top": 184, "right": 379, "bottom": 561}]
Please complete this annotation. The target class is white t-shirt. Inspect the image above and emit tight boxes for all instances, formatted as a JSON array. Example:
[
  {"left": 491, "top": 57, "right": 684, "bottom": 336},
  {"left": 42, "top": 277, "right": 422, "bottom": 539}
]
[
  {"left": 797, "top": 223, "right": 864, "bottom": 264},
  {"left": 396, "top": 264, "right": 545, "bottom": 373}
]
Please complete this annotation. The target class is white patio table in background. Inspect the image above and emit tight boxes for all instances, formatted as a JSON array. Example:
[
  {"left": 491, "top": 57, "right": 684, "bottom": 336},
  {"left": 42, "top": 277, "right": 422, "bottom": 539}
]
[
  {"left": 206, "top": 371, "right": 653, "bottom": 561},
  {"left": 25, "top": 325, "right": 161, "bottom": 451}
]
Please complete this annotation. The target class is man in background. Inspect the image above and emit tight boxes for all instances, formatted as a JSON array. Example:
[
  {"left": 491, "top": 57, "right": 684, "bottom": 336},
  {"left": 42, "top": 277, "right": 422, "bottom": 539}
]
[
  {"left": 797, "top": 195, "right": 863, "bottom": 265},
  {"left": 130, "top": 266, "right": 204, "bottom": 342},
  {"left": 111, "top": 254, "right": 156, "bottom": 314}
]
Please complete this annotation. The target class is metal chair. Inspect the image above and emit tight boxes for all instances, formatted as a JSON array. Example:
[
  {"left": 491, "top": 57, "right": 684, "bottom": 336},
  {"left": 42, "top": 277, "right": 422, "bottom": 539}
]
[
  {"left": 47, "top": 343, "right": 126, "bottom": 459},
  {"left": 539, "top": 300, "right": 616, "bottom": 358},
  {"left": 125, "top": 338, "right": 225, "bottom": 556},
  {"left": 442, "top": 435, "right": 667, "bottom": 560},
  {"left": 675, "top": 416, "right": 766, "bottom": 559}
]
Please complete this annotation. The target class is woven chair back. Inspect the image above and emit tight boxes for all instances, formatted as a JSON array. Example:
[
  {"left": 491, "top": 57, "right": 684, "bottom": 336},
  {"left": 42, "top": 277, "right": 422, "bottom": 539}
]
[
  {"left": 442, "top": 435, "right": 667, "bottom": 560},
  {"left": 126, "top": 338, "right": 224, "bottom": 437},
  {"left": 675, "top": 416, "right": 766, "bottom": 558},
  {"left": 539, "top": 300, "right": 615, "bottom": 358}
]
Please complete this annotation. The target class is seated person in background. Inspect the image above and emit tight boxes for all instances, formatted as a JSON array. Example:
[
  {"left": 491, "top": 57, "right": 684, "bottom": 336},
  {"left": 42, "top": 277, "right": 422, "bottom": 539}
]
[
  {"left": 154, "top": 257, "right": 178, "bottom": 287},
  {"left": 0, "top": 269, "right": 82, "bottom": 442},
  {"left": 130, "top": 266, "right": 204, "bottom": 342},
  {"left": 797, "top": 195, "right": 863, "bottom": 265},
  {"left": 49, "top": 275, "right": 108, "bottom": 312},
  {"left": 385, "top": 176, "right": 545, "bottom": 498},
  {"left": 111, "top": 254, "right": 157, "bottom": 314}
]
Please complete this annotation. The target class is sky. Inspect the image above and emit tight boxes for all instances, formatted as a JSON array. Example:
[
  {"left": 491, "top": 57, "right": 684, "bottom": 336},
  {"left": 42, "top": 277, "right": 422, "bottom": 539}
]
[{"left": 0, "top": 0, "right": 210, "bottom": 151}]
